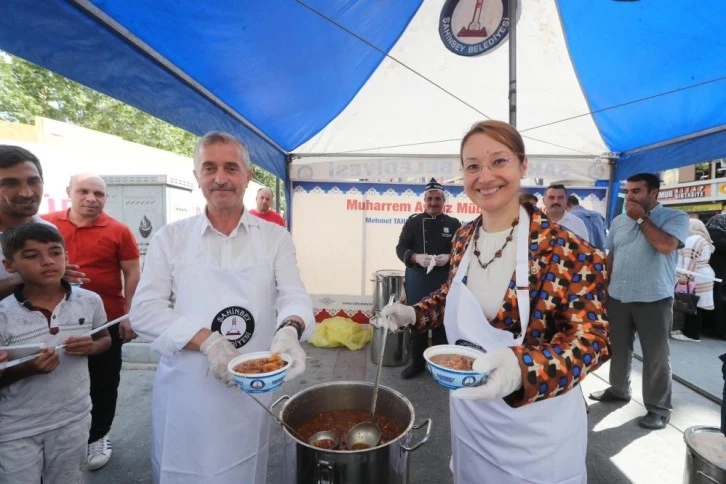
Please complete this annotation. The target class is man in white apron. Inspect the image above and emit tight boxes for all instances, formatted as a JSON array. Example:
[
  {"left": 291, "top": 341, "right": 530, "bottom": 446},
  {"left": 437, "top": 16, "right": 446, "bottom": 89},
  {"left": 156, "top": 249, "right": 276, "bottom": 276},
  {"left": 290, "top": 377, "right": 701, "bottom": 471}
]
[{"left": 129, "top": 132, "right": 314, "bottom": 484}]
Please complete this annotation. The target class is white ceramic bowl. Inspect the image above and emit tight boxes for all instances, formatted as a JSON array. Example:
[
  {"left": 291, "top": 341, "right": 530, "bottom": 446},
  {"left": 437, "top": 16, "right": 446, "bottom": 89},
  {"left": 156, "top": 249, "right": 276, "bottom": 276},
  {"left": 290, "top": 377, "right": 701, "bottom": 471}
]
[
  {"left": 228, "top": 351, "right": 291, "bottom": 394},
  {"left": 423, "top": 344, "right": 489, "bottom": 390}
]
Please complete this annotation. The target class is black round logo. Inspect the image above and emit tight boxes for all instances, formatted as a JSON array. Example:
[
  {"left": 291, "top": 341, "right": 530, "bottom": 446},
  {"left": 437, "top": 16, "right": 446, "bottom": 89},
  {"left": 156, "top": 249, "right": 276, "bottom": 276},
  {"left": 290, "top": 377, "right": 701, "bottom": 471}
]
[{"left": 211, "top": 306, "right": 255, "bottom": 349}]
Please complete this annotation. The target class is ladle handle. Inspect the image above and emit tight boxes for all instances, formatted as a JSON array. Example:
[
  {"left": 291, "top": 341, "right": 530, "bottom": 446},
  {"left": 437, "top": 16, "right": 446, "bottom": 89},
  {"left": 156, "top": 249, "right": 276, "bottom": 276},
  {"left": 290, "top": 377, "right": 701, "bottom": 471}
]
[
  {"left": 246, "top": 392, "right": 305, "bottom": 442},
  {"left": 371, "top": 298, "right": 393, "bottom": 418}
]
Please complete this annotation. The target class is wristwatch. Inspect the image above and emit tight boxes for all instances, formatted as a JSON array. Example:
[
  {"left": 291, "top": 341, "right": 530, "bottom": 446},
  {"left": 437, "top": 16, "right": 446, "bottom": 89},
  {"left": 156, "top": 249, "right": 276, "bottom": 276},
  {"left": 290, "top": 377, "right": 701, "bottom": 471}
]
[
  {"left": 277, "top": 318, "right": 304, "bottom": 340},
  {"left": 636, "top": 216, "right": 647, "bottom": 226}
]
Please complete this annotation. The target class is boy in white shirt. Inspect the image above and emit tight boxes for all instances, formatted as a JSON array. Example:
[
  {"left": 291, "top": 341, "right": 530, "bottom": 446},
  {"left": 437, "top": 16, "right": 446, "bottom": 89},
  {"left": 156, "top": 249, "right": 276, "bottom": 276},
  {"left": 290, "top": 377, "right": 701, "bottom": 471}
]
[{"left": 0, "top": 223, "right": 110, "bottom": 483}]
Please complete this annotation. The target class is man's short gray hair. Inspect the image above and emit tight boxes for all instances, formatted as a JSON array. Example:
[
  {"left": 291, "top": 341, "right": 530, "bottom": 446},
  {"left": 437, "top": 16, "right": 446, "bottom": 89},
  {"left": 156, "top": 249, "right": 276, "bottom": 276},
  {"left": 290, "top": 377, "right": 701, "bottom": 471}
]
[{"left": 193, "top": 132, "right": 250, "bottom": 168}]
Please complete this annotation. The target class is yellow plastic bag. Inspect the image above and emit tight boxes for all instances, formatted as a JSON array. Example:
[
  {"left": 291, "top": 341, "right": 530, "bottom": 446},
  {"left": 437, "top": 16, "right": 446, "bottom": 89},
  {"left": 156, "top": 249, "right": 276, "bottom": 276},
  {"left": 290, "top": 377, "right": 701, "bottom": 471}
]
[{"left": 308, "top": 316, "right": 372, "bottom": 351}]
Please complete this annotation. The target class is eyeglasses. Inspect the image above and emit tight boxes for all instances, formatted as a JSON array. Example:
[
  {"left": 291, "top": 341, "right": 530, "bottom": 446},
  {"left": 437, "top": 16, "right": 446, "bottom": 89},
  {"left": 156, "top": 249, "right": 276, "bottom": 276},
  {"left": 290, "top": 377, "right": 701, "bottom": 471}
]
[{"left": 461, "top": 157, "right": 515, "bottom": 175}]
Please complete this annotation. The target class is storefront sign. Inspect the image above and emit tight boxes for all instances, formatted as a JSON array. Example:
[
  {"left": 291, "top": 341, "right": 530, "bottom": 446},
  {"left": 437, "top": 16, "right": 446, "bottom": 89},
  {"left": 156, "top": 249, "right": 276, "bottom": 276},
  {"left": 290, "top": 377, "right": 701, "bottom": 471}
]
[
  {"left": 658, "top": 184, "right": 711, "bottom": 202},
  {"left": 669, "top": 202, "right": 722, "bottom": 213}
]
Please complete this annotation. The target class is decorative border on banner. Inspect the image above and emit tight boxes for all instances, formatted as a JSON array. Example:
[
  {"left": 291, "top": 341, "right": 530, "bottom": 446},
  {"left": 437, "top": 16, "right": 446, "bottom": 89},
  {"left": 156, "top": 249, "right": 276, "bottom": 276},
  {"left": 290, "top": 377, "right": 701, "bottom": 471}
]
[
  {"left": 312, "top": 294, "right": 374, "bottom": 325},
  {"left": 293, "top": 181, "right": 607, "bottom": 202}
]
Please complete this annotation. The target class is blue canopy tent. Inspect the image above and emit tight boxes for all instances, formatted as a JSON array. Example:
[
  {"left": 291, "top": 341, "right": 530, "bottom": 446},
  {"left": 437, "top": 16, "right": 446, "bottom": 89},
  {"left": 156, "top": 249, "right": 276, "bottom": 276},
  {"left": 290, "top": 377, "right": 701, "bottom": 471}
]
[{"left": 2, "top": 0, "right": 726, "bottom": 219}]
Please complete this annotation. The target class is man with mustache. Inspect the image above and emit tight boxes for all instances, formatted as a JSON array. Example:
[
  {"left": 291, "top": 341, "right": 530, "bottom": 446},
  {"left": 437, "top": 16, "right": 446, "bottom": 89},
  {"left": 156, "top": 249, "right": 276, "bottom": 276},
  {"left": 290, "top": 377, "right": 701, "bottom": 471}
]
[
  {"left": 42, "top": 173, "right": 140, "bottom": 470},
  {"left": 543, "top": 184, "right": 589, "bottom": 242},
  {"left": 395, "top": 178, "right": 461, "bottom": 379},
  {"left": 129, "top": 132, "right": 313, "bottom": 484},
  {"left": 0, "top": 146, "right": 86, "bottom": 299}
]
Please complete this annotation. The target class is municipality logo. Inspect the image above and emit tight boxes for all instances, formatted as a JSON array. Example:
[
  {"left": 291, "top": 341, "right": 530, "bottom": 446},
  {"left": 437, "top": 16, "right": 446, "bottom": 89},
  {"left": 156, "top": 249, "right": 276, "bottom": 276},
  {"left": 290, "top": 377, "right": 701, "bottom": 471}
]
[
  {"left": 211, "top": 306, "right": 255, "bottom": 349},
  {"left": 139, "top": 215, "right": 153, "bottom": 238},
  {"left": 439, "top": 0, "right": 513, "bottom": 57}
]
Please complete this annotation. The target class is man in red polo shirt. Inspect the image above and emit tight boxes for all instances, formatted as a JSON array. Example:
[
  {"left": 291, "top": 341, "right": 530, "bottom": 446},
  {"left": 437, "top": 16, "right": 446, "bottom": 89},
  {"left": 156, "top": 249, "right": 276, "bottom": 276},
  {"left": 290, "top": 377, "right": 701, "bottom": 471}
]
[
  {"left": 42, "top": 173, "right": 140, "bottom": 471},
  {"left": 249, "top": 187, "right": 286, "bottom": 227}
]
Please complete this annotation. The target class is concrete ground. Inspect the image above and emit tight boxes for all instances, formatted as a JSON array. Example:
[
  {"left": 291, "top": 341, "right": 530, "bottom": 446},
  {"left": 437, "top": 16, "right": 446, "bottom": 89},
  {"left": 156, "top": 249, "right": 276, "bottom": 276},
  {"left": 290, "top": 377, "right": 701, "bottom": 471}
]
[{"left": 86, "top": 340, "right": 723, "bottom": 484}]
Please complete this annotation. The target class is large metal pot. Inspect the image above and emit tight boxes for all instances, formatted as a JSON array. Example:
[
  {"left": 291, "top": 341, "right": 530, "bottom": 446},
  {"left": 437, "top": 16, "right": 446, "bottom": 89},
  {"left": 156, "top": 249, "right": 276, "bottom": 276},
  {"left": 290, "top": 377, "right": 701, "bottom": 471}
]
[
  {"left": 276, "top": 381, "right": 431, "bottom": 484},
  {"left": 372, "top": 270, "right": 405, "bottom": 312},
  {"left": 683, "top": 426, "right": 726, "bottom": 483},
  {"left": 370, "top": 317, "right": 410, "bottom": 367}
]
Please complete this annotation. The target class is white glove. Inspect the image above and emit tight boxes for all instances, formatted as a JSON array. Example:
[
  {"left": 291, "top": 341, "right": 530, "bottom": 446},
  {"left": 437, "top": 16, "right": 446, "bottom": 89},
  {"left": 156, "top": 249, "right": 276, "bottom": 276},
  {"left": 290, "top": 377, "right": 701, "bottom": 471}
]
[
  {"left": 199, "top": 332, "right": 239, "bottom": 386},
  {"left": 434, "top": 254, "right": 450, "bottom": 267},
  {"left": 381, "top": 303, "right": 416, "bottom": 332},
  {"left": 452, "top": 348, "right": 522, "bottom": 401},
  {"left": 412, "top": 254, "right": 433, "bottom": 268},
  {"left": 270, "top": 326, "right": 306, "bottom": 382}
]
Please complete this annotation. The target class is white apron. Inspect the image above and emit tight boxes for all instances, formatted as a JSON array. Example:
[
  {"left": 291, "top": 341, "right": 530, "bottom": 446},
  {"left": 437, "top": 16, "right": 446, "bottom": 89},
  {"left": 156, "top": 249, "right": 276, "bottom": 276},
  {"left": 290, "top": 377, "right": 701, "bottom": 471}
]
[
  {"left": 447, "top": 210, "right": 587, "bottom": 484},
  {"left": 151, "top": 224, "right": 277, "bottom": 484}
]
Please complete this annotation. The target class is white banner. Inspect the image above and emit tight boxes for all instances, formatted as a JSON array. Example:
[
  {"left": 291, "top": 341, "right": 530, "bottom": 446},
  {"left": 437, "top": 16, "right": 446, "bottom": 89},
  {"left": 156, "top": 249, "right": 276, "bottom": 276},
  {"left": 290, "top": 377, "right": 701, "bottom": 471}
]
[
  {"left": 291, "top": 155, "right": 610, "bottom": 184},
  {"left": 292, "top": 181, "right": 607, "bottom": 298}
]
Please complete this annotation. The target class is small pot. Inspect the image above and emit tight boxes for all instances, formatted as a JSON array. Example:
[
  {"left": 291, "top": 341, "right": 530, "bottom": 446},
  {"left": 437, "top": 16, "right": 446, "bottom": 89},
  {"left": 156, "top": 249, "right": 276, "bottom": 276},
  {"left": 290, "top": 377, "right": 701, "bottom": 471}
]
[{"left": 276, "top": 381, "right": 431, "bottom": 484}]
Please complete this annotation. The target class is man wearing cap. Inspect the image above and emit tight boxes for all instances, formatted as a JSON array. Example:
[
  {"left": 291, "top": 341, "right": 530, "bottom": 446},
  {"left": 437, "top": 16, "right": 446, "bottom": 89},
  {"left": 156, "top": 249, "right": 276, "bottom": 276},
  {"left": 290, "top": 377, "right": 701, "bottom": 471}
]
[{"left": 395, "top": 178, "right": 461, "bottom": 379}]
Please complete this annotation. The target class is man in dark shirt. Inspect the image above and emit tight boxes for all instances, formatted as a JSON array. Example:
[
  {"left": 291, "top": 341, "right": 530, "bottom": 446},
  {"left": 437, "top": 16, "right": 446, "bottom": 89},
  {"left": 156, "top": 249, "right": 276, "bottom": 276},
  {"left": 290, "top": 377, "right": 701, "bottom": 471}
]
[{"left": 395, "top": 178, "right": 461, "bottom": 378}]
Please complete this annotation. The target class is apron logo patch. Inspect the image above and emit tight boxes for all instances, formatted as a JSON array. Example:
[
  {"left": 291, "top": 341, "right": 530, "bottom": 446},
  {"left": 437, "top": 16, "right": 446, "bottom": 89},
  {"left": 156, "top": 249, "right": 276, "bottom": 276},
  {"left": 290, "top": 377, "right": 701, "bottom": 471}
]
[
  {"left": 211, "top": 306, "right": 255, "bottom": 349},
  {"left": 455, "top": 339, "right": 486, "bottom": 352}
]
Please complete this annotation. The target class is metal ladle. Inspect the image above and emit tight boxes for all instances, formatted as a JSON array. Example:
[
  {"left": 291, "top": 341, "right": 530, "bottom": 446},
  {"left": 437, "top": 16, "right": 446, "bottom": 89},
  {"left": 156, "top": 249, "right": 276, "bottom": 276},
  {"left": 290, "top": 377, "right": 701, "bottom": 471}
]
[
  {"left": 345, "top": 296, "right": 395, "bottom": 449},
  {"left": 244, "top": 392, "right": 328, "bottom": 447}
]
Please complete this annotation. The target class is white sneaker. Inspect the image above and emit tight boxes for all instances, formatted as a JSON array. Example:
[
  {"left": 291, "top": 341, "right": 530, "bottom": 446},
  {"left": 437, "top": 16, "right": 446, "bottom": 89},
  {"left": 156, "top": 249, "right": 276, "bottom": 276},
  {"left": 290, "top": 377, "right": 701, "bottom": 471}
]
[
  {"left": 670, "top": 333, "right": 701, "bottom": 343},
  {"left": 670, "top": 330, "right": 683, "bottom": 336},
  {"left": 87, "top": 435, "right": 112, "bottom": 470}
]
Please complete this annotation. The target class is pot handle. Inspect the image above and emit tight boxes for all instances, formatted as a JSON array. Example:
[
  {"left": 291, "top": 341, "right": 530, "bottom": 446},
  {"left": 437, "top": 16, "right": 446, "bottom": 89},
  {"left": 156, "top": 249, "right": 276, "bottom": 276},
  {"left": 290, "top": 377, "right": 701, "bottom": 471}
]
[
  {"left": 270, "top": 395, "right": 290, "bottom": 412},
  {"left": 697, "top": 470, "right": 721, "bottom": 483},
  {"left": 401, "top": 418, "right": 432, "bottom": 452},
  {"left": 317, "top": 459, "right": 335, "bottom": 484}
]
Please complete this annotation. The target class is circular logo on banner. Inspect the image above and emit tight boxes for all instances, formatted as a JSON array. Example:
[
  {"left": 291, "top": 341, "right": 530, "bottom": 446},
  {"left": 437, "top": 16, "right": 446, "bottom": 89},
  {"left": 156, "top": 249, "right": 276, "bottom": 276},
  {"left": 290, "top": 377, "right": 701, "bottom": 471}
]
[
  {"left": 439, "top": 0, "right": 512, "bottom": 57},
  {"left": 211, "top": 306, "right": 255, "bottom": 348}
]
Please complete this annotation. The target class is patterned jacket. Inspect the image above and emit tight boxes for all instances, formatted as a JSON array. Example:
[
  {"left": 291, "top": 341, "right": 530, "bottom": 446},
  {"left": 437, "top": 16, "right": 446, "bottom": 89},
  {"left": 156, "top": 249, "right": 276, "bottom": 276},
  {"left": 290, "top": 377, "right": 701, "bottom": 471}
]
[{"left": 413, "top": 205, "right": 610, "bottom": 407}]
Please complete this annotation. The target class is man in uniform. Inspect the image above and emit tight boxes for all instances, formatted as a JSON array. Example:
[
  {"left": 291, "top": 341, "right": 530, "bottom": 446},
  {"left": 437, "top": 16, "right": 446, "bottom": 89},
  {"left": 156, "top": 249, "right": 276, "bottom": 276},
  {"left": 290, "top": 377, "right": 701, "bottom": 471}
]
[{"left": 395, "top": 178, "right": 461, "bottom": 379}]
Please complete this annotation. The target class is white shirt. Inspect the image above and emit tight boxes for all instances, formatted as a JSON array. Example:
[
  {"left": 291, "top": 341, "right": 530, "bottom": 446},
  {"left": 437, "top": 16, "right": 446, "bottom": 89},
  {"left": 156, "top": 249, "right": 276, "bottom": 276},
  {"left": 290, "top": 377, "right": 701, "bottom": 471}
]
[
  {"left": 129, "top": 210, "right": 314, "bottom": 355},
  {"left": 0, "top": 286, "right": 106, "bottom": 442},
  {"left": 553, "top": 211, "right": 590, "bottom": 242},
  {"left": 467, "top": 213, "right": 527, "bottom": 321}
]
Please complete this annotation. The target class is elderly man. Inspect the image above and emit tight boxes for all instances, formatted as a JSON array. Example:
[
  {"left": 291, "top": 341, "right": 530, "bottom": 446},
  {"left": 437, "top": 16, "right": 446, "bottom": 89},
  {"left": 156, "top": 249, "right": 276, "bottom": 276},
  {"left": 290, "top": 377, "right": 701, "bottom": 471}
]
[
  {"left": 129, "top": 132, "right": 313, "bottom": 483},
  {"left": 42, "top": 173, "right": 141, "bottom": 470},
  {"left": 589, "top": 173, "right": 688, "bottom": 430},
  {"left": 0, "top": 146, "right": 86, "bottom": 298},
  {"left": 250, "top": 187, "right": 285, "bottom": 227},
  {"left": 395, "top": 178, "right": 461, "bottom": 379},
  {"left": 542, "top": 184, "right": 589, "bottom": 242}
]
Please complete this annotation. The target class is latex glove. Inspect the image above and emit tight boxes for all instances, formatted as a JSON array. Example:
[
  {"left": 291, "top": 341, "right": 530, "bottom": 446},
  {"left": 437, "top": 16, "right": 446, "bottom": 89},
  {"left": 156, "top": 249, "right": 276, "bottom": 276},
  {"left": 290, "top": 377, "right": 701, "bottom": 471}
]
[
  {"left": 434, "top": 254, "right": 450, "bottom": 267},
  {"left": 452, "top": 348, "right": 522, "bottom": 401},
  {"left": 270, "top": 326, "right": 306, "bottom": 382},
  {"left": 200, "top": 331, "right": 239, "bottom": 386},
  {"left": 413, "top": 254, "right": 433, "bottom": 268},
  {"left": 381, "top": 303, "right": 416, "bottom": 332}
]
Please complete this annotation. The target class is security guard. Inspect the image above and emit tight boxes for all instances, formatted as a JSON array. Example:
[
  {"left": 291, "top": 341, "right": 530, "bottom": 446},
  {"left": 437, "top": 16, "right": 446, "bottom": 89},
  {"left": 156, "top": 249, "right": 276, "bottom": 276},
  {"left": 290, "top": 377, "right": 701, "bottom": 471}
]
[{"left": 395, "top": 178, "right": 461, "bottom": 378}]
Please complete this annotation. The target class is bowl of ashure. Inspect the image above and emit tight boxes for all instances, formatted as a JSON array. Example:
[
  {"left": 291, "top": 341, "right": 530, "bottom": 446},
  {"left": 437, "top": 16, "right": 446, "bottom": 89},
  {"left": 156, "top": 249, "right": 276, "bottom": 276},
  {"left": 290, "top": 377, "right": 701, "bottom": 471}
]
[
  {"left": 423, "top": 344, "right": 489, "bottom": 390},
  {"left": 228, "top": 351, "right": 291, "bottom": 394}
]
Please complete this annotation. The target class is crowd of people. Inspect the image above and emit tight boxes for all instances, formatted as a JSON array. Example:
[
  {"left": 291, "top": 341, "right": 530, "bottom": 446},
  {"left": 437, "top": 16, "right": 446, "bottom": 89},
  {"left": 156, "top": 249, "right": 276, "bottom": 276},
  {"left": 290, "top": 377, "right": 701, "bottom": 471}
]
[{"left": 0, "top": 119, "right": 722, "bottom": 483}]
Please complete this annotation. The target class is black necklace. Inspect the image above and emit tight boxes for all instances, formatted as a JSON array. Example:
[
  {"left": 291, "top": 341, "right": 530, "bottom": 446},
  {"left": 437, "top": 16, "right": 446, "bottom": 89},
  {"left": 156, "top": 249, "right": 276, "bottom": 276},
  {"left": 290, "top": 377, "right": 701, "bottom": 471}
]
[{"left": 472, "top": 217, "right": 519, "bottom": 270}]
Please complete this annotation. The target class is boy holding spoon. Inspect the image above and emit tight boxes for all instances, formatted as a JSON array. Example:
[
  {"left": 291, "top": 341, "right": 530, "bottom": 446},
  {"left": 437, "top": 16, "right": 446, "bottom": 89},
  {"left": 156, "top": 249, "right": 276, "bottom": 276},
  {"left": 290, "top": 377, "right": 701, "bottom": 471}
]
[{"left": 0, "top": 223, "right": 109, "bottom": 483}]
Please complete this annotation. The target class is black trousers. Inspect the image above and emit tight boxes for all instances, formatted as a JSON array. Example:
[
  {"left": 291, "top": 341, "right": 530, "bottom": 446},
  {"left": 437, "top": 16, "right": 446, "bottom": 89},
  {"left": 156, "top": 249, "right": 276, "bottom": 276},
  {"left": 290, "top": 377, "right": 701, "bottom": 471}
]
[
  {"left": 88, "top": 325, "right": 122, "bottom": 443},
  {"left": 682, "top": 309, "right": 704, "bottom": 340},
  {"left": 410, "top": 325, "right": 448, "bottom": 369}
]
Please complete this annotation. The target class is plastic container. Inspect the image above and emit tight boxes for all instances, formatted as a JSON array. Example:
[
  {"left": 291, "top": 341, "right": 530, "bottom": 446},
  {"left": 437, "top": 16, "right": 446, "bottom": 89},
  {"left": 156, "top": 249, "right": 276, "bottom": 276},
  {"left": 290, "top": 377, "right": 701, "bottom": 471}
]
[
  {"left": 228, "top": 351, "right": 291, "bottom": 394},
  {"left": 423, "top": 345, "right": 488, "bottom": 390}
]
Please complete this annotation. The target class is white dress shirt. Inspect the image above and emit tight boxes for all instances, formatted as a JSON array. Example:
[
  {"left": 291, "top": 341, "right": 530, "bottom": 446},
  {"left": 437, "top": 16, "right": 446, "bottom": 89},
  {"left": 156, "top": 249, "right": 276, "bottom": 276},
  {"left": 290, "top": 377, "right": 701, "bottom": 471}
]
[
  {"left": 554, "top": 211, "right": 590, "bottom": 243},
  {"left": 129, "top": 210, "right": 314, "bottom": 355}
]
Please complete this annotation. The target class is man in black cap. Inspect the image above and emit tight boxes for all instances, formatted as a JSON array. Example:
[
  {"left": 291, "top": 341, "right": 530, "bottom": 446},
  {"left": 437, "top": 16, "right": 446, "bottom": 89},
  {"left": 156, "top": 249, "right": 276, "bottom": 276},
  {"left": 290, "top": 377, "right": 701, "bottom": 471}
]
[{"left": 395, "top": 178, "right": 461, "bottom": 378}]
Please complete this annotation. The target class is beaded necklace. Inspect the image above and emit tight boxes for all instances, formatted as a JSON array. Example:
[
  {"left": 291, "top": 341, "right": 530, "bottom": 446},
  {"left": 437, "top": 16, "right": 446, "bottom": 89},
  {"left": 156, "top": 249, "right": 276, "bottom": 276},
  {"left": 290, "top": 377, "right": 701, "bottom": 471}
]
[{"left": 472, "top": 217, "right": 519, "bottom": 270}]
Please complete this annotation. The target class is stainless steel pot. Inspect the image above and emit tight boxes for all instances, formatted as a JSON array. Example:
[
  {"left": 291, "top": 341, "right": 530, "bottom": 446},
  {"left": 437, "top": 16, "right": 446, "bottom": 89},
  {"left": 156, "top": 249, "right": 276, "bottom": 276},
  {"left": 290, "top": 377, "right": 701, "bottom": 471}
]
[
  {"left": 372, "top": 270, "right": 405, "bottom": 312},
  {"left": 370, "top": 318, "right": 410, "bottom": 367},
  {"left": 276, "top": 381, "right": 431, "bottom": 484},
  {"left": 683, "top": 426, "right": 726, "bottom": 483}
]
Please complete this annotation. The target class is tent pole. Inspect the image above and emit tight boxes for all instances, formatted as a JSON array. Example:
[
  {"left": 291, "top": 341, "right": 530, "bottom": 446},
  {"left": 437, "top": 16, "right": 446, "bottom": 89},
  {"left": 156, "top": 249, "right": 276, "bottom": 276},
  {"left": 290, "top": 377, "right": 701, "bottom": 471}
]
[
  {"left": 508, "top": 0, "right": 517, "bottom": 127},
  {"left": 605, "top": 155, "right": 618, "bottom": 222}
]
